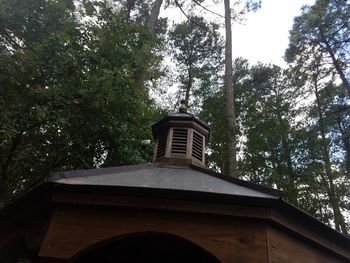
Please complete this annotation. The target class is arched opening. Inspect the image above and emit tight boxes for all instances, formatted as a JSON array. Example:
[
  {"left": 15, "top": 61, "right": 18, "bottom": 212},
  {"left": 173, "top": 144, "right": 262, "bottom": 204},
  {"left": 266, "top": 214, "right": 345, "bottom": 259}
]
[
  {"left": 0, "top": 236, "right": 39, "bottom": 263},
  {"left": 73, "top": 232, "right": 221, "bottom": 263}
]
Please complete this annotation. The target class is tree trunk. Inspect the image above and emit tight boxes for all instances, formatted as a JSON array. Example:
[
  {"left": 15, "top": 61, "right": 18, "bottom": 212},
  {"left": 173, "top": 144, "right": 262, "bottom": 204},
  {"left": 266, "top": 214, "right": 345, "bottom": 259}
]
[
  {"left": 125, "top": 0, "right": 136, "bottom": 22},
  {"left": 336, "top": 120, "right": 350, "bottom": 172},
  {"left": 147, "top": 0, "right": 163, "bottom": 32},
  {"left": 314, "top": 78, "right": 348, "bottom": 234},
  {"left": 277, "top": 105, "right": 298, "bottom": 204},
  {"left": 134, "top": 0, "right": 163, "bottom": 85},
  {"left": 284, "top": 139, "right": 298, "bottom": 204},
  {"left": 184, "top": 65, "right": 193, "bottom": 107},
  {"left": 224, "top": 0, "right": 236, "bottom": 177},
  {"left": 320, "top": 30, "right": 350, "bottom": 97}
]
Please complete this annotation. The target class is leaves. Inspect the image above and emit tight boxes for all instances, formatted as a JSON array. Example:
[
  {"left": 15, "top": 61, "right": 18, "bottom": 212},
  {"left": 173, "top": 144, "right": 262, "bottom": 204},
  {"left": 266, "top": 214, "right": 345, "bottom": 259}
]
[
  {"left": 0, "top": 0, "right": 161, "bottom": 203},
  {"left": 0, "top": 0, "right": 349, "bottom": 233},
  {"left": 168, "top": 15, "right": 224, "bottom": 109},
  {"left": 285, "top": 0, "right": 350, "bottom": 96}
]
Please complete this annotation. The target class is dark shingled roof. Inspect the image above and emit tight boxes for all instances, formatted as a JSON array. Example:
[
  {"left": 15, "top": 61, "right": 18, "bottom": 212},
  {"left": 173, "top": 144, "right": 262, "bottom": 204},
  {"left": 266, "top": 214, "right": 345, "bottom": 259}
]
[{"left": 49, "top": 163, "right": 281, "bottom": 199}]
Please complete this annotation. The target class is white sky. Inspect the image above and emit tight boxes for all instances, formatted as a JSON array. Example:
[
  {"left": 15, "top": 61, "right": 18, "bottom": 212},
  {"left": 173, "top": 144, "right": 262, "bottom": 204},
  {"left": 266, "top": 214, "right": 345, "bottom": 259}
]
[
  {"left": 161, "top": 0, "right": 316, "bottom": 67},
  {"left": 231, "top": 0, "right": 316, "bottom": 67}
]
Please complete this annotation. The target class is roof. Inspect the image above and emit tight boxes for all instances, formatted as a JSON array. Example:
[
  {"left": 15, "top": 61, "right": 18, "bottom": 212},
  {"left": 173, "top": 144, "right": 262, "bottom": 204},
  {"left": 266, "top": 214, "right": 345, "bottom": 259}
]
[
  {"left": 2, "top": 162, "right": 350, "bottom": 259},
  {"left": 47, "top": 162, "right": 350, "bottom": 255},
  {"left": 151, "top": 111, "right": 210, "bottom": 140},
  {"left": 158, "top": 112, "right": 210, "bottom": 129},
  {"left": 49, "top": 163, "right": 281, "bottom": 199}
]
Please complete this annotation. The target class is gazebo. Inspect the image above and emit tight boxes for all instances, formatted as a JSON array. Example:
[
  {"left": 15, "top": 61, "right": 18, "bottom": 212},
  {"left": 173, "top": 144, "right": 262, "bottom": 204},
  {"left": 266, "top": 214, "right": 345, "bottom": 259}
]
[{"left": 1, "top": 105, "right": 350, "bottom": 263}]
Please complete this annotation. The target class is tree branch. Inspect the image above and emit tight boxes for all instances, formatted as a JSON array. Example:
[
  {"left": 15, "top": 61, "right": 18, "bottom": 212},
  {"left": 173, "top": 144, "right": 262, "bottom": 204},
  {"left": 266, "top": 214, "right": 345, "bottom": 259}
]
[
  {"left": 191, "top": 0, "right": 225, "bottom": 18},
  {"left": 174, "top": 0, "right": 209, "bottom": 29}
]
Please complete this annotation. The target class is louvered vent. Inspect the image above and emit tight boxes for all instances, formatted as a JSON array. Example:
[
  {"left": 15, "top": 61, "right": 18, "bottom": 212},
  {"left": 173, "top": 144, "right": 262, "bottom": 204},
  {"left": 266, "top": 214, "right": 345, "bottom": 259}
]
[
  {"left": 156, "top": 132, "right": 167, "bottom": 158},
  {"left": 152, "top": 101, "right": 209, "bottom": 166},
  {"left": 192, "top": 131, "right": 203, "bottom": 161},
  {"left": 171, "top": 128, "right": 188, "bottom": 155}
]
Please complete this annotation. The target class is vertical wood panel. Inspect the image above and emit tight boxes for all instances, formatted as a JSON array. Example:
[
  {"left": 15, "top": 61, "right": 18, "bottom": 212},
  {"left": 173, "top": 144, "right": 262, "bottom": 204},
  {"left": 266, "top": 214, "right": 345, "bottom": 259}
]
[
  {"left": 202, "top": 133, "right": 206, "bottom": 164},
  {"left": 165, "top": 127, "right": 173, "bottom": 158},
  {"left": 186, "top": 128, "right": 193, "bottom": 159}
]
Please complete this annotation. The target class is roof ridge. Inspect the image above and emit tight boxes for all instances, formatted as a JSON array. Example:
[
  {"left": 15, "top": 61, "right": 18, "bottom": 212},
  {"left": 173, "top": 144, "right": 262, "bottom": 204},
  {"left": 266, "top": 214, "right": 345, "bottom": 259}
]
[{"left": 49, "top": 163, "right": 158, "bottom": 181}]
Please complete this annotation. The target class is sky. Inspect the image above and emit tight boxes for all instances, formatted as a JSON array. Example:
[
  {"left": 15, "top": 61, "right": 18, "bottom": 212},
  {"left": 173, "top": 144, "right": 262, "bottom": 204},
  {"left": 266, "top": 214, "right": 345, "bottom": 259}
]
[
  {"left": 161, "top": 0, "right": 316, "bottom": 68},
  {"left": 231, "top": 0, "right": 316, "bottom": 67}
]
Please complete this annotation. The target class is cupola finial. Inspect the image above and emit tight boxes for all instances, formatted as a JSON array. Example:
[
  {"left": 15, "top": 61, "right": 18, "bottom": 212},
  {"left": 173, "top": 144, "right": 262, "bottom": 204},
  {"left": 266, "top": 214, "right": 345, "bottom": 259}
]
[{"left": 179, "top": 99, "right": 187, "bottom": 113}]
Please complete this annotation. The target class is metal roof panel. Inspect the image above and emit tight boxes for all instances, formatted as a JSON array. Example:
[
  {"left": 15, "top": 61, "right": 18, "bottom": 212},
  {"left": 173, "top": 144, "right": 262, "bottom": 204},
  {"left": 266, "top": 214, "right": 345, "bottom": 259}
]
[{"left": 50, "top": 163, "right": 278, "bottom": 199}]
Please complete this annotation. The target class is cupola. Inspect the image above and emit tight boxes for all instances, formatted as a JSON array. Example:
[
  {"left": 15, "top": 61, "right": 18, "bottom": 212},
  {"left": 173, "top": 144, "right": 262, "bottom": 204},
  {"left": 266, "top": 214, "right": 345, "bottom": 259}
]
[{"left": 151, "top": 100, "right": 210, "bottom": 167}]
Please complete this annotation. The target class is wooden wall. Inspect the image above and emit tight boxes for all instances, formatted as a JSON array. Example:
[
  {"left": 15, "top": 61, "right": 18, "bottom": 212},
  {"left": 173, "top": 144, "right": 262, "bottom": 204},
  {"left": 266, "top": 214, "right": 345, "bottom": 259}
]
[
  {"left": 39, "top": 199, "right": 349, "bottom": 263},
  {"left": 40, "top": 204, "right": 269, "bottom": 263},
  {"left": 266, "top": 226, "right": 347, "bottom": 263}
]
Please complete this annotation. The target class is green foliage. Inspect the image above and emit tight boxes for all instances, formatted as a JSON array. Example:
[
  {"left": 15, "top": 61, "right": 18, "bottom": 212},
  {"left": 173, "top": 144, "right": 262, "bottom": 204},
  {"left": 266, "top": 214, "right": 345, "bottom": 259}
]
[
  {"left": 302, "top": 80, "right": 349, "bottom": 232},
  {"left": 284, "top": 0, "right": 350, "bottom": 232},
  {"left": 285, "top": 0, "right": 350, "bottom": 95},
  {"left": 168, "top": 15, "right": 224, "bottom": 109},
  {"left": 0, "top": 0, "right": 162, "bottom": 203},
  {"left": 286, "top": 0, "right": 349, "bottom": 61},
  {"left": 200, "top": 91, "right": 226, "bottom": 170},
  {"left": 238, "top": 64, "right": 302, "bottom": 203},
  {"left": 200, "top": 58, "right": 249, "bottom": 172},
  {"left": 0, "top": 0, "right": 349, "bottom": 233},
  {"left": 200, "top": 60, "right": 349, "bottom": 231}
]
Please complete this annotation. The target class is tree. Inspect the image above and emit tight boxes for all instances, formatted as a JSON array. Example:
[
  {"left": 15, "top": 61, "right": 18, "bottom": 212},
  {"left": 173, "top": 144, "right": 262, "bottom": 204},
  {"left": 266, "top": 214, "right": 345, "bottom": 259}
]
[
  {"left": 285, "top": 57, "right": 349, "bottom": 232},
  {"left": 200, "top": 58, "right": 248, "bottom": 173},
  {"left": 308, "top": 72, "right": 348, "bottom": 233},
  {"left": 285, "top": 0, "right": 350, "bottom": 232},
  {"left": 133, "top": 0, "right": 164, "bottom": 86},
  {"left": 321, "top": 85, "right": 350, "bottom": 173},
  {"left": 223, "top": 0, "right": 237, "bottom": 177},
  {"left": 222, "top": 0, "right": 260, "bottom": 177},
  {"left": 0, "top": 0, "right": 161, "bottom": 205},
  {"left": 168, "top": 16, "right": 224, "bottom": 109},
  {"left": 285, "top": 0, "right": 350, "bottom": 96},
  {"left": 0, "top": 0, "right": 80, "bottom": 203},
  {"left": 238, "top": 65, "right": 301, "bottom": 204}
]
